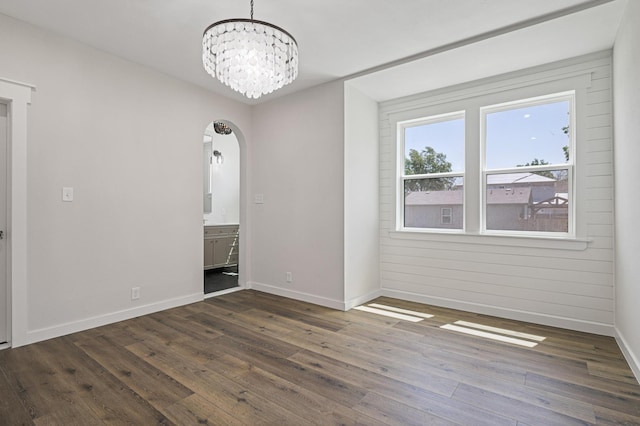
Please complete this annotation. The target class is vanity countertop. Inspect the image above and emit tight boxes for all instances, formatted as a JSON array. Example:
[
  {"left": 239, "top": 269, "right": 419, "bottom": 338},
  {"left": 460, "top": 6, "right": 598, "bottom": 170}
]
[{"left": 204, "top": 222, "right": 239, "bottom": 227}]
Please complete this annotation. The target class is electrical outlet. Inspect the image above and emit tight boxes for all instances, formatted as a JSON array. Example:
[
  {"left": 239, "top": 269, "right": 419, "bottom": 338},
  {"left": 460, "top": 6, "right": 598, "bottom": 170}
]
[
  {"left": 131, "top": 286, "right": 140, "bottom": 300},
  {"left": 286, "top": 272, "right": 292, "bottom": 283},
  {"left": 62, "top": 187, "right": 74, "bottom": 202}
]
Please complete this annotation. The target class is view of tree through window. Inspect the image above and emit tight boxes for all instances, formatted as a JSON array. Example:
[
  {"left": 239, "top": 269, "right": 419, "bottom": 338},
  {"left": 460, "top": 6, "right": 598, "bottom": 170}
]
[
  {"left": 404, "top": 147, "right": 454, "bottom": 191},
  {"left": 402, "top": 114, "right": 464, "bottom": 229}
]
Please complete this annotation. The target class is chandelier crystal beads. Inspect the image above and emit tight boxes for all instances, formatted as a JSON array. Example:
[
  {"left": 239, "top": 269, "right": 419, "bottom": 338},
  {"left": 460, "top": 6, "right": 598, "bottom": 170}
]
[{"left": 202, "top": 1, "right": 298, "bottom": 99}]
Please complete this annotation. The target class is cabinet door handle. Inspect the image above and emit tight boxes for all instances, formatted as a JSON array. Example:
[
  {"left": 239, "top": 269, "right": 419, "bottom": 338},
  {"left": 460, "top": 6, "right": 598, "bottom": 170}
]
[{"left": 0, "top": 230, "right": 3, "bottom": 240}]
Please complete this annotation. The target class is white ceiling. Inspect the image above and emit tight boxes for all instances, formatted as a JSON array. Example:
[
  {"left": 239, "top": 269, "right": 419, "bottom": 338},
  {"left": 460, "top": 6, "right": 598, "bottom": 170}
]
[
  {"left": 350, "top": 0, "right": 627, "bottom": 101},
  {"left": 0, "top": 0, "right": 627, "bottom": 104}
]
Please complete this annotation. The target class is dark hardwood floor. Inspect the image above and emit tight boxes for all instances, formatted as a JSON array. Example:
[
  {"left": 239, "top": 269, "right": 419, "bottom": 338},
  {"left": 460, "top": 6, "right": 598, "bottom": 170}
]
[{"left": 1, "top": 290, "right": 639, "bottom": 425}]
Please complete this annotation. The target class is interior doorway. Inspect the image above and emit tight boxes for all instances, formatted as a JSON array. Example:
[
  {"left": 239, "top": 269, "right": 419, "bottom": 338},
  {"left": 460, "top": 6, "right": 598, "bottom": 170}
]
[
  {"left": 203, "top": 121, "right": 240, "bottom": 296},
  {"left": 0, "top": 78, "right": 31, "bottom": 348},
  {"left": 0, "top": 103, "right": 7, "bottom": 344}
]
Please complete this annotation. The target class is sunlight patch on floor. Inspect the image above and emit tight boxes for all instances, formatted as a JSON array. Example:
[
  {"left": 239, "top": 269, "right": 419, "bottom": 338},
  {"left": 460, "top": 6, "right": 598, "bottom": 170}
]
[
  {"left": 353, "top": 305, "right": 424, "bottom": 322},
  {"left": 440, "top": 323, "right": 540, "bottom": 347},
  {"left": 453, "top": 320, "right": 546, "bottom": 342},
  {"left": 367, "top": 303, "right": 435, "bottom": 319}
]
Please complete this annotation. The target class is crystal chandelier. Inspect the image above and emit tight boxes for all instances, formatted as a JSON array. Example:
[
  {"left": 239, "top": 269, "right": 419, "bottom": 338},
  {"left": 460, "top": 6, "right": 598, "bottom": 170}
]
[{"left": 202, "top": 0, "right": 298, "bottom": 99}]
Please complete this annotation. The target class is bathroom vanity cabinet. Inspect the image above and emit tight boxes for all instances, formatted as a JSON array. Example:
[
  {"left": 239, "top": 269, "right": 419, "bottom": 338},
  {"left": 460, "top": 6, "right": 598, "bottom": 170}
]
[{"left": 204, "top": 225, "right": 239, "bottom": 270}]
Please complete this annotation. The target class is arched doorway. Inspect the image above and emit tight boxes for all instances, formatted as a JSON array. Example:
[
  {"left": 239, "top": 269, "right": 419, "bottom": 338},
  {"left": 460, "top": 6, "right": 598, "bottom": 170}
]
[{"left": 203, "top": 120, "right": 242, "bottom": 296}]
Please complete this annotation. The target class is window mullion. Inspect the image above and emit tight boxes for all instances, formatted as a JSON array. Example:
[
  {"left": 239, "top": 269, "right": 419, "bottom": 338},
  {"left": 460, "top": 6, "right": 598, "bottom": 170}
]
[{"left": 465, "top": 106, "right": 481, "bottom": 234}]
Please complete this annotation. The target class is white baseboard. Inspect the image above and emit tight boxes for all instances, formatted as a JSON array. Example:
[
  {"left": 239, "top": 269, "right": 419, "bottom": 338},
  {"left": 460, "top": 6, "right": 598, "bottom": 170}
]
[
  {"left": 345, "top": 289, "right": 383, "bottom": 311},
  {"left": 615, "top": 328, "right": 640, "bottom": 384},
  {"left": 247, "top": 281, "right": 346, "bottom": 310},
  {"left": 19, "top": 293, "right": 204, "bottom": 347},
  {"left": 381, "top": 288, "right": 615, "bottom": 336}
]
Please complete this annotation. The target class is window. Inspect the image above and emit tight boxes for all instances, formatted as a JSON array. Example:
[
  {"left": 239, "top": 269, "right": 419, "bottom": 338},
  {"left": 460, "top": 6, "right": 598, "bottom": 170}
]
[
  {"left": 396, "top": 90, "right": 575, "bottom": 237},
  {"left": 441, "top": 208, "right": 452, "bottom": 224},
  {"left": 482, "top": 93, "right": 574, "bottom": 235},
  {"left": 400, "top": 112, "right": 464, "bottom": 230}
]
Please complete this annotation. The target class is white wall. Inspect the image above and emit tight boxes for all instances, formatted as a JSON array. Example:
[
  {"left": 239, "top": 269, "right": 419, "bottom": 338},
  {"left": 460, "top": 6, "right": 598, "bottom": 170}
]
[
  {"left": 613, "top": 0, "right": 640, "bottom": 380},
  {"left": 344, "top": 83, "right": 380, "bottom": 307},
  {"left": 0, "top": 13, "right": 251, "bottom": 345},
  {"left": 249, "top": 81, "right": 346, "bottom": 308},
  {"left": 204, "top": 131, "right": 240, "bottom": 225},
  {"left": 379, "top": 53, "right": 615, "bottom": 335}
]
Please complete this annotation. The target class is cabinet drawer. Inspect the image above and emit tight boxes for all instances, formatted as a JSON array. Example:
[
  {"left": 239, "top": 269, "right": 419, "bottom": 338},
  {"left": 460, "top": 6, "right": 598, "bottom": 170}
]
[
  {"left": 204, "top": 227, "right": 227, "bottom": 236},
  {"left": 204, "top": 226, "right": 239, "bottom": 237}
]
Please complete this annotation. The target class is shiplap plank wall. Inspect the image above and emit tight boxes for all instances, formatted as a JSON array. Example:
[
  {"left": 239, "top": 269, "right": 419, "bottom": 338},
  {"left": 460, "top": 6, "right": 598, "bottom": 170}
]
[{"left": 378, "top": 53, "right": 614, "bottom": 334}]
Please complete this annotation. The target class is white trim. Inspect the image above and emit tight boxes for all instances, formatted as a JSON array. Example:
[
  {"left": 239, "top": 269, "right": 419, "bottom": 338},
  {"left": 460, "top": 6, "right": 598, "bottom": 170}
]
[
  {"left": 247, "top": 281, "right": 346, "bottom": 311},
  {"left": 21, "top": 293, "right": 203, "bottom": 347},
  {"left": 389, "top": 230, "right": 590, "bottom": 251},
  {"left": 382, "top": 288, "right": 614, "bottom": 336},
  {"left": 0, "top": 78, "right": 33, "bottom": 348},
  {"left": 0, "top": 101, "right": 7, "bottom": 345},
  {"left": 614, "top": 328, "right": 640, "bottom": 385},
  {"left": 0, "top": 77, "right": 35, "bottom": 90}
]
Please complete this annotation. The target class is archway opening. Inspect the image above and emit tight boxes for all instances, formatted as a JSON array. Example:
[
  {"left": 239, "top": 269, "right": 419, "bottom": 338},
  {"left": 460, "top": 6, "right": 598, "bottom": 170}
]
[{"left": 202, "top": 120, "right": 241, "bottom": 296}]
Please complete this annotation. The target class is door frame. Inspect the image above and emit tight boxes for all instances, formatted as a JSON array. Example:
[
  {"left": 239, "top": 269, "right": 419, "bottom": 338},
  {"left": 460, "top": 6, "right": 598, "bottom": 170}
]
[
  {"left": 203, "top": 119, "right": 247, "bottom": 295},
  {"left": 0, "top": 102, "right": 8, "bottom": 346},
  {"left": 0, "top": 77, "right": 33, "bottom": 348}
]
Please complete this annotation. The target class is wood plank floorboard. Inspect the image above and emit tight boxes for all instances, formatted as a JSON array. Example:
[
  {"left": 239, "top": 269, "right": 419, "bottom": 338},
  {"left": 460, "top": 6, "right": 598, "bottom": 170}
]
[{"left": 1, "top": 290, "right": 639, "bottom": 425}]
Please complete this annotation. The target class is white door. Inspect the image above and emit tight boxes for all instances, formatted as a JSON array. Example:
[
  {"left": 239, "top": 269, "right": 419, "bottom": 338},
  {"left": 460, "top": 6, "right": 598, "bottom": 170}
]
[{"left": 0, "top": 103, "right": 7, "bottom": 344}]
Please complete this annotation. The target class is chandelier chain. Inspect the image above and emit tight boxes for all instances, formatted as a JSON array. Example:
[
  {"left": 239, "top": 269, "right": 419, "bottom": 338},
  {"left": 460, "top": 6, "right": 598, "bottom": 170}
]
[{"left": 250, "top": 0, "right": 254, "bottom": 20}]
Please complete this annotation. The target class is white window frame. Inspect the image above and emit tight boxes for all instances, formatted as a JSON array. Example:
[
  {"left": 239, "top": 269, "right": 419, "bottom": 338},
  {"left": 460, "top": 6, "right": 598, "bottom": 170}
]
[
  {"left": 480, "top": 91, "right": 576, "bottom": 237},
  {"left": 398, "top": 111, "right": 465, "bottom": 232},
  {"left": 391, "top": 83, "right": 587, "bottom": 247}
]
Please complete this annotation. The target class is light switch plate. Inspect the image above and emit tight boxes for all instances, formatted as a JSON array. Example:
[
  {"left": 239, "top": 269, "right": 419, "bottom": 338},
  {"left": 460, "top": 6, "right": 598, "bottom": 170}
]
[
  {"left": 62, "top": 187, "right": 74, "bottom": 202},
  {"left": 254, "top": 193, "right": 264, "bottom": 204}
]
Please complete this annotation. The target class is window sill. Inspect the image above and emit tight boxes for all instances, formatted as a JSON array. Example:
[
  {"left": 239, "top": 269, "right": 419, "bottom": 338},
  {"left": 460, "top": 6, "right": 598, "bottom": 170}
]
[{"left": 389, "top": 229, "right": 590, "bottom": 251}]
